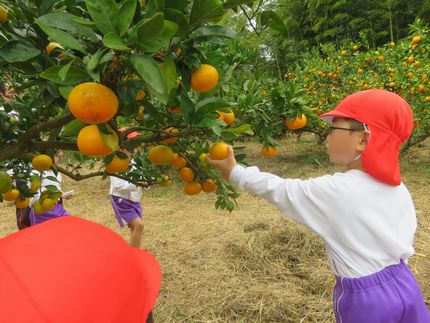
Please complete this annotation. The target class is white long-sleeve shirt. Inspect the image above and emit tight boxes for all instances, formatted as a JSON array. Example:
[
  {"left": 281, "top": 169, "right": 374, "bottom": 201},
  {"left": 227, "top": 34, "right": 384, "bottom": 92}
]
[
  {"left": 230, "top": 165, "right": 417, "bottom": 278},
  {"left": 109, "top": 176, "right": 142, "bottom": 203}
]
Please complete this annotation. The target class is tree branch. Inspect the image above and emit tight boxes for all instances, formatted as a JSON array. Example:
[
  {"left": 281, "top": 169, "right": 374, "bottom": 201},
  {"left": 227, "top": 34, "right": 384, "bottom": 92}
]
[{"left": 240, "top": 5, "right": 260, "bottom": 35}]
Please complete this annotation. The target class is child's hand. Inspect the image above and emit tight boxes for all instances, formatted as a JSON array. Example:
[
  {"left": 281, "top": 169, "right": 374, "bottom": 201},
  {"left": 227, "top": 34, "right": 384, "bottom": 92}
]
[{"left": 207, "top": 145, "right": 237, "bottom": 178}]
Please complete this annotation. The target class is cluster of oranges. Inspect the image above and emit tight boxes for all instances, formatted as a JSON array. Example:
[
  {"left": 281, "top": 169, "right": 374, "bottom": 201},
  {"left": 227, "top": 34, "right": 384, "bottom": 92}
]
[
  {"left": 1, "top": 154, "right": 60, "bottom": 213},
  {"left": 147, "top": 142, "right": 229, "bottom": 195}
]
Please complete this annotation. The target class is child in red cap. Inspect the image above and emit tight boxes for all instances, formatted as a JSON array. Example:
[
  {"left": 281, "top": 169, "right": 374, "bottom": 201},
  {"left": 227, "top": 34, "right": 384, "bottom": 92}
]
[{"left": 208, "top": 89, "right": 430, "bottom": 323}]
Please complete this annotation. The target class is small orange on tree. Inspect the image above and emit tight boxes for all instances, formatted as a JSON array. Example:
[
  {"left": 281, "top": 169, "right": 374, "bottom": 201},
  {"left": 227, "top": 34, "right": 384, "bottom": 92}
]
[
  {"left": 285, "top": 114, "right": 307, "bottom": 130},
  {"left": 179, "top": 167, "right": 195, "bottom": 183},
  {"left": 201, "top": 179, "right": 217, "bottom": 193},
  {"left": 77, "top": 125, "right": 116, "bottom": 157},
  {"left": 209, "top": 142, "right": 229, "bottom": 160},
  {"left": 184, "top": 182, "right": 202, "bottom": 195},
  {"left": 105, "top": 156, "right": 130, "bottom": 174},
  {"left": 191, "top": 64, "right": 219, "bottom": 92},
  {"left": 171, "top": 154, "right": 187, "bottom": 169},
  {"left": 46, "top": 42, "right": 64, "bottom": 55},
  {"left": 0, "top": 5, "right": 8, "bottom": 24},
  {"left": 148, "top": 145, "right": 174, "bottom": 165},
  {"left": 15, "top": 197, "right": 30, "bottom": 209},
  {"left": 162, "top": 127, "right": 179, "bottom": 144},
  {"left": 2, "top": 188, "right": 20, "bottom": 201},
  {"left": 261, "top": 146, "right": 277, "bottom": 158},
  {"left": 32, "top": 154, "right": 53, "bottom": 172},
  {"left": 68, "top": 82, "right": 118, "bottom": 124}
]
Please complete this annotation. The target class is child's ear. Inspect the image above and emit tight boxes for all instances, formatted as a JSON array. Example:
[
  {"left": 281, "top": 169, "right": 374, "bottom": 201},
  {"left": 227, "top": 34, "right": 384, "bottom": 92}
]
[{"left": 357, "top": 131, "right": 370, "bottom": 152}]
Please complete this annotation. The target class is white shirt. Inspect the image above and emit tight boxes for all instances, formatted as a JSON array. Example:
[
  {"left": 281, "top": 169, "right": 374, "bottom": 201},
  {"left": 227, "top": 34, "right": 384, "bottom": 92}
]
[
  {"left": 230, "top": 165, "right": 417, "bottom": 278},
  {"left": 109, "top": 176, "right": 142, "bottom": 203}
]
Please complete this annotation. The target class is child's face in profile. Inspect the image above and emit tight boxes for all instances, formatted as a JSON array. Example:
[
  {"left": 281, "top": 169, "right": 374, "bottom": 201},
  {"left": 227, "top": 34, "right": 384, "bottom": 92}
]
[{"left": 326, "top": 118, "right": 366, "bottom": 167}]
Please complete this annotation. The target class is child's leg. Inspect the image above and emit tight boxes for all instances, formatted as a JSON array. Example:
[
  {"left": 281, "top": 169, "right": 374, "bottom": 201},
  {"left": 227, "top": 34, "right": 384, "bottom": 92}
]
[
  {"left": 128, "top": 217, "right": 144, "bottom": 248},
  {"left": 334, "top": 261, "right": 430, "bottom": 323}
]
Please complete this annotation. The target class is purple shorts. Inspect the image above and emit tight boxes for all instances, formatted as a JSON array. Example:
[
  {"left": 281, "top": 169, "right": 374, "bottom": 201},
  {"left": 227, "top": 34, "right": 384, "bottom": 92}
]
[
  {"left": 29, "top": 203, "right": 69, "bottom": 226},
  {"left": 110, "top": 195, "right": 142, "bottom": 228},
  {"left": 334, "top": 260, "right": 430, "bottom": 323}
]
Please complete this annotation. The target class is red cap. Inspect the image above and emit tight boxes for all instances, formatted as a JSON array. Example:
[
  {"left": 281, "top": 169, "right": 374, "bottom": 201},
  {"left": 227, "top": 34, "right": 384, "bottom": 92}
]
[
  {"left": 320, "top": 89, "right": 414, "bottom": 185},
  {"left": 0, "top": 216, "right": 161, "bottom": 323},
  {"left": 119, "top": 127, "right": 139, "bottom": 139}
]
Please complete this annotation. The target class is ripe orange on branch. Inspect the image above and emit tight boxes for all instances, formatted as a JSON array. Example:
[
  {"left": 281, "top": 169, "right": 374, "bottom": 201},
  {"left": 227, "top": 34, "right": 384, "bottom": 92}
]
[
  {"left": 184, "top": 182, "right": 202, "bottom": 195},
  {"left": 285, "top": 114, "right": 307, "bottom": 130},
  {"left": 46, "top": 42, "right": 64, "bottom": 55},
  {"left": 32, "top": 154, "right": 53, "bottom": 172},
  {"left": 201, "top": 179, "right": 217, "bottom": 193},
  {"left": 2, "top": 189, "right": 20, "bottom": 201},
  {"left": 105, "top": 156, "right": 130, "bottom": 174},
  {"left": 0, "top": 5, "right": 8, "bottom": 24},
  {"left": 162, "top": 127, "right": 179, "bottom": 144},
  {"left": 261, "top": 146, "right": 277, "bottom": 158},
  {"left": 209, "top": 142, "right": 229, "bottom": 160},
  {"left": 15, "top": 197, "right": 30, "bottom": 209},
  {"left": 148, "top": 145, "right": 174, "bottom": 165},
  {"left": 191, "top": 64, "right": 219, "bottom": 92},
  {"left": 412, "top": 36, "right": 422, "bottom": 44},
  {"left": 77, "top": 125, "right": 116, "bottom": 157},
  {"left": 68, "top": 82, "right": 118, "bottom": 124},
  {"left": 171, "top": 154, "right": 187, "bottom": 168},
  {"left": 179, "top": 167, "right": 195, "bottom": 183}
]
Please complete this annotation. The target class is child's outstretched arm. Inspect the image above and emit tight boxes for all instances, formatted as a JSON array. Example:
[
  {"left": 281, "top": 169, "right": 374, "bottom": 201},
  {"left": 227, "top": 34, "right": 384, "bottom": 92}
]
[{"left": 208, "top": 145, "right": 335, "bottom": 237}]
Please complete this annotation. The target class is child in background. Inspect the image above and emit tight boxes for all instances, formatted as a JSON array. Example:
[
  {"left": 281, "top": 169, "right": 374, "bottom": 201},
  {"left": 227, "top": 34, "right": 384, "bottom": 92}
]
[
  {"left": 29, "top": 151, "right": 73, "bottom": 226},
  {"left": 208, "top": 89, "right": 430, "bottom": 323},
  {"left": 110, "top": 130, "right": 146, "bottom": 248}
]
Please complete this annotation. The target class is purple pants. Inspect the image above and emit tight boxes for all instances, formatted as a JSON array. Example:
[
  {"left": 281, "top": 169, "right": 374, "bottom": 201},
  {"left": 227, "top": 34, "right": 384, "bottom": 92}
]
[
  {"left": 334, "top": 260, "right": 430, "bottom": 323},
  {"left": 110, "top": 195, "right": 142, "bottom": 228},
  {"left": 29, "top": 203, "right": 69, "bottom": 226}
]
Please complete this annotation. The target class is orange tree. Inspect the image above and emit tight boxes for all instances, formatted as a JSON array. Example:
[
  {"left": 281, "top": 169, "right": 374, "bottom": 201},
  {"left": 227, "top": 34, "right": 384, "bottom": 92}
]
[
  {"left": 286, "top": 18, "right": 430, "bottom": 149},
  {"left": 0, "top": 0, "right": 257, "bottom": 211}
]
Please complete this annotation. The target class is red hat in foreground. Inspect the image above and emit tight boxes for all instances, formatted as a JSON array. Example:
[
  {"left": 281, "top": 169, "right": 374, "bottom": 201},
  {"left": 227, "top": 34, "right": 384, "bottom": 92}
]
[
  {"left": 320, "top": 89, "right": 414, "bottom": 185},
  {"left": 0, "top": 216, "right": 161, "bottom": 323}
]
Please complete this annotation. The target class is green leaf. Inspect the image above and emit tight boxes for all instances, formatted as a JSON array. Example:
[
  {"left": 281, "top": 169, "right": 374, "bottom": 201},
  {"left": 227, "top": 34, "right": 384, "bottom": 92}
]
[
  {"left": 190, "top": 25, "right": 237, "bottom": 39},
  {"left": 62, "top": 119, "right": 87, "bottom": 137},
  {"left": 230, "top": 124, "right": 254, "bottom": 136},
  {"left": 58, "top": 60, "right": 74, "bottom": 81},
  {"left": 41, "top": 66, "right": 88, "bottom": 86},
  {"left": 58, "top": 86, "right": 73, "bottom": 100},
  {"left": 260, "top": 10, "right": 288, "bottom": 35},
  {"left": 134, "top": 13, "right": 164, "bottom": 44},
  {"left": 160, "top": 56, "right": 177, "bottom": 95},
  {"left": 103, "top": 33, "right": 131, "bottom": 51},
  {"left": 165, "top": 0, "right": 186, "bottom": 11},
  {"left": 223, "top": 0, "right": 253, "bottom": 10},
  {"left": 0, "top": 41, "right": 41, "bottom": 63},
  {"left": 37, "top": 12, "right": 98, "bottom": 41},
  {"left": 140, "top": 20, "right": 178, "bottom": 52},
  {"left": 195, "top": 98, "right": 229, "bottom": 114},
  {"left": 190, "top": 0, "right": 224, "bottom": 27},
  {"left": 39, "top": 0, "right": 57, "bottom": 15},
  {"left": 220, "top": 129, "right": 239, "bottom": 140},
  {"left": 86, "top": 48, "right": 109, "bottom": 82},
  {"left": 131, "top": 54, "right": 168, "bottom": 104},
  {"left": 98, "top": 124, "right": 119, "bottom": 151},
  {"left": 85, "top": 0, "right": 119, "bottom": 35},
  {"left": 163, "top": 9, "right": 189, "bottom": 38},
  {"left": 118, "top": 0, "right": 137, "bottom": 36},
  {"left": 35, "top": 20, "right": 87, "bottom": 53}
]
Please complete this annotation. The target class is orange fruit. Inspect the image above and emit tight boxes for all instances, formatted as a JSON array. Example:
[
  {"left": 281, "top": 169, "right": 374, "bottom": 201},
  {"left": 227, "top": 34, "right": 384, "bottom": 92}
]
[
  {"left": 167, "top": 106, "right": 182, "bottom": 113},
  {"left": 191, "top": 64, "right": 219, "bottom": 92},
  {"left": 0, "top": 5, "right": 8, "bottom": 24},
  {"left": 105, "top": 156, "right": 130, "bottom": 173},
  {"left": 261, "top": 146, "right": 277, "bottom": 158},
  {"left": 41, "top": 197, "right": 56, "bottom": 212},
  {"left": 389, "top": 82, "right": 396, "bottom": 88},
  {"left": 201, "top": 179, "right": 217, "bottom": 193},
  {"left": 223, "top": 110, "right": 235, "bottom": 125},
  {"left": 148, "top": 145, "right": 174, "bottom": 165},
  {"left": 179, "top": 167, "right": 195, "bottom": 183},
  {"left": 285, "top": 114, "right": 307, "bottom": 130},
  {"left": 15, "top": 197, "right": 30, "bottom": 209},
  {"left": 135, "top": 89, "right": 146, "bottom": 101},
  {"left": 357, "top": 68, "right": 363, "bottom": 74},
  {"left": 412, "top": 36, "right": 422, "bottom": 44},
  {"left": 407, "top": 56, "right": 415, "bottom": 63},
  {"left": 2, "top": 188, "right": 20, "bottom": 201},
  {"left": 184, "top": 182, "right": 202, "bottom": 195},
  {"left": 209, "top": 142, "right": 229, "bottom": 160},
  {"left": 32, "top": 154, "right": 53, "bottom": 172},
  {"left": 162, "top": 127, "right": 179, "bottom": 144},
  {"left": 68, "top": 82, "right": 118, "bottom": 124},
  {"left": 171, "top": 154, "right": 187, "bottom": 168},
  {"left": 0, "top": 171, "right": 12, "bottom": 194},
  {"left": 46, "top": 42, "right": 64, "bottom": 55},
  {"left": 217, "top": 111, "right": 225, "bottom": 120},
  {"left": 77, "top": 125, "right": 115, "bottom": 157}
]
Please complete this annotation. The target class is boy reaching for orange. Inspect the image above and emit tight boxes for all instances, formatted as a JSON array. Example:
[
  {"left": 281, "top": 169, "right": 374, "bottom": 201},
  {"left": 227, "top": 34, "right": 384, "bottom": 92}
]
[{"left": 208, "top": 89, "right": 430, "bottom": 323}]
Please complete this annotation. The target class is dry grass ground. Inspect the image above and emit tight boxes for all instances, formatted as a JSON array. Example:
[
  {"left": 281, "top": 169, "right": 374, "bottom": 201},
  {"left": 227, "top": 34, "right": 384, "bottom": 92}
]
[{"left": 1, "top": 134, "right": 429, "bottom": 322}]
